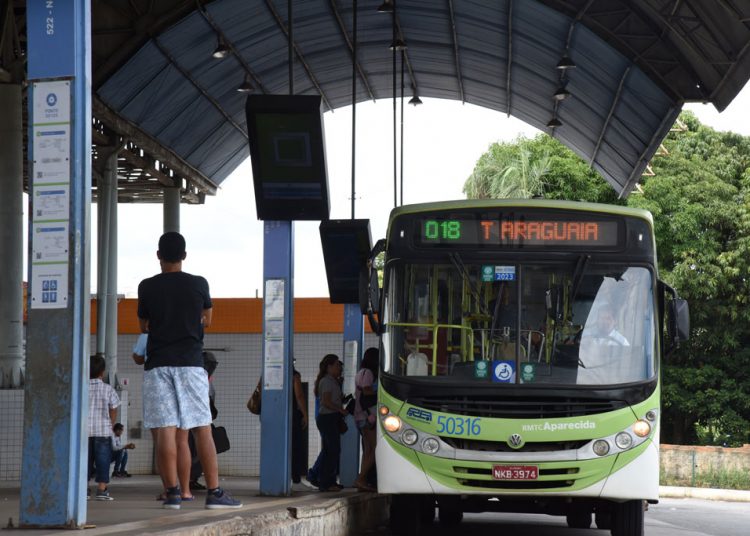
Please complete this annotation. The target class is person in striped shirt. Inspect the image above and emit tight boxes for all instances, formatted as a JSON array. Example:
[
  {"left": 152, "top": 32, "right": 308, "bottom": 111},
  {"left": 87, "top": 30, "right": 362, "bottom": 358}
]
[{"left": 88, "top": 354, "right": 120, "bottom": 501}]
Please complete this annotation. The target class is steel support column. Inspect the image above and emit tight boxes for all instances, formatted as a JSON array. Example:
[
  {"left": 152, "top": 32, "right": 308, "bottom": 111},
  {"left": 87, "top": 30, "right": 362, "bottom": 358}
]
[
  {"left": 21, "top": 0, "right": 91, "bottom": 526},
  {"left": 259, "top": 221, "right": 294, "bottom": 496},
  {"left": 95, "top": 157, "right": 111, "bottom": 356},
  {"left": 0, "top": 84, "right": 24, "bottom": 388},
  {"left": 163, "top": 186, "right": 180, "bottom": 233},
  {"left": 339, "top": 303, "right": 364, "bottom": 487},
  {"left": 104, "top": 152, "right": 118, "bottom": 385}
]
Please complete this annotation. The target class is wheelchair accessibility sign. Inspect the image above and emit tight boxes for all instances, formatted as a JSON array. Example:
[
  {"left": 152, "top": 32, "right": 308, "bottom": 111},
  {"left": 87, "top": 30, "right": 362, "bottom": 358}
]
[{"left": 492, "top": 360, "right": 515, "bottom": 383}]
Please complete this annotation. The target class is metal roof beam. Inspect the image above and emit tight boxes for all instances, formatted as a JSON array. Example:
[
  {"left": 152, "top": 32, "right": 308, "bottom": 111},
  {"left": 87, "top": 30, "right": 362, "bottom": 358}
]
[
  {"left": 506, "top": 0, "right": 513, "bottom": 116},
  {"left": 196, "top": 4, "right": 270, "bottom": 94},
  {"left": 151, "top": 37, "right": 248, "bottom": 140},
  {"left": 393, "top": 17, "right": 419, "bottom": 98},
  {"left": 263, "top": 0, "right": 332, "bottom": 110},
  {"left": 447, "top": 0, "right": 464, "bottom": 103},
  {"left": 328, "top": 0, "right": 376, "bottom": 101},
  {"left": 93, "top": 96, "right": 218, "bottom": 196},
  {"left": 591, "top": 66, "right": 631, "bottom": 167}
]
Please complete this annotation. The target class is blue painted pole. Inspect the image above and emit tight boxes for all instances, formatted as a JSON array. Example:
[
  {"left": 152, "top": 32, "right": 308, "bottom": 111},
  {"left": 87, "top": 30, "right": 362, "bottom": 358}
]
[
  {"left": 339, "top": 303, "right": 364, "bottom": 487},
  {"left": 21, "top": 0, "right": 91, "bottom": 527},
  {"left": 260, "top": 221, "right": 294, "bottom": 496}
]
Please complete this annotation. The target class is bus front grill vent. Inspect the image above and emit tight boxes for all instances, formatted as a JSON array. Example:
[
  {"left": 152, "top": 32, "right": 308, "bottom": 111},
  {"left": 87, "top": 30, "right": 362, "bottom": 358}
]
[
  {"left": 453, "top": 466, "right": 580, "bottom": 490},
  {"left": 409, "top": 396, "right": 625, "bottom": 419},
  {"left": 441, "top": 437, "right": 589, "bottom": 453}
]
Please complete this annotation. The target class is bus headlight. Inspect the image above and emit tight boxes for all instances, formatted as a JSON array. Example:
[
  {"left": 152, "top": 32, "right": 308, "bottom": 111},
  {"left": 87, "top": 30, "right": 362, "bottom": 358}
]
[
  {"left": 401, "top": 429, "right": 418, "bottom": 445},
  {"left": 615, "top": 432, "right": 633, "bottom": 450},
  {"left": 383, "top": 415, "right": 402, "bottom": 433},
  {"left": 633, "top": 419, "right": 651, "bottom": 437},
  {"left": 645, "top": 410, "right": 657, "bottom": 422},
  {"left": 422, "top": 438, "right": 440, "bottom": 454},
  {"left": 593, "top": 439, "right": 610, "bottom": 456},
  {"left": 379, "top": 405, "right": 390, "bottom": 416}
]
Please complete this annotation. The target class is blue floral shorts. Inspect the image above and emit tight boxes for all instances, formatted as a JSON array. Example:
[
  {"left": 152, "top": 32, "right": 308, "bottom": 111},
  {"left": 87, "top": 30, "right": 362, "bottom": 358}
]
[{"left": 143, "top": 366, "right": 211, "bottom": 430}]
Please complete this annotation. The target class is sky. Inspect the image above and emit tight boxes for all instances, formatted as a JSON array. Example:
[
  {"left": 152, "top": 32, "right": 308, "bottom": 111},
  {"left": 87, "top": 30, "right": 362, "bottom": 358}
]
[{"left": 26, "top": 81, "right": 750, "bottom": 299}]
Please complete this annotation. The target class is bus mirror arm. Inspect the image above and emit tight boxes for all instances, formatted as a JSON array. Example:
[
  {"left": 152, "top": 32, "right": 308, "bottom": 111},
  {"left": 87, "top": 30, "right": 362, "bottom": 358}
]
[
  {"left": 662, "top": 281, "right": 690, "bottom": 355},
  {"left": 360, "top": 239, "right": 386, "bottom": 334}
]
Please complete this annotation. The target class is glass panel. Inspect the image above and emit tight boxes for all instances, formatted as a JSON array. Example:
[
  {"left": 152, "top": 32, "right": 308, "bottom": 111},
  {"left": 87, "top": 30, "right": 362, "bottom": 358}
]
[{"left": 383, "top": 260, "right": 655, "bottom": 387}]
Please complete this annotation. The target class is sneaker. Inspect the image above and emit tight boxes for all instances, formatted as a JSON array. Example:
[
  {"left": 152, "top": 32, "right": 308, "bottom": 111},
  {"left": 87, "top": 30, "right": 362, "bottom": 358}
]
[
  {"left": 95, "top": 488, "right": 114, "bottom": 501},
  {"left": 122, "top": 471, "right": 132, "bottom": 478},
  {"left": 205, "top": 488, "right": 242, "bottom": 509},
  {"left": 162, "top": 487, "right": 182, "bottom": 510}
]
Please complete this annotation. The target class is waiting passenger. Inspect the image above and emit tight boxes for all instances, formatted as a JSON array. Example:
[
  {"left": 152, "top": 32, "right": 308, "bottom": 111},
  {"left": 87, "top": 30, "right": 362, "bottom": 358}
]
[
  {"left": 314, "top": 354, "right": 347, "bottom": 492},
  {"left": 353, "top": 348, "right": 379, "bottom": 492},
  {"left": 87, "top": 354, "right": 120, "bottom": 501}
]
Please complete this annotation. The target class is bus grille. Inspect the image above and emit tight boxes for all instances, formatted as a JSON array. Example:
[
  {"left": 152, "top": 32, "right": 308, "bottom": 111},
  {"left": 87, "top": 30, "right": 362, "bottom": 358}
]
[
  {"left": 408, "top": 395, "right": 625, "bottom": 419},
  {"left": 454, "top": 465, "right": 580, "bottom": 490},
  {"left": 440, "top": 437, "right": 589, "bottom": 453}
]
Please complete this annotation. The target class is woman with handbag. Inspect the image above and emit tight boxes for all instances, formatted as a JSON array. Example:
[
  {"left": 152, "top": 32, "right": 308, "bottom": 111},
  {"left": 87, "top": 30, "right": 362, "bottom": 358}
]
[
  {"left": 314, "top": 354, "right": 347, "bottom": 492},
  {"left": 353, "top": 348, "right": 379, "bottom": 492}
]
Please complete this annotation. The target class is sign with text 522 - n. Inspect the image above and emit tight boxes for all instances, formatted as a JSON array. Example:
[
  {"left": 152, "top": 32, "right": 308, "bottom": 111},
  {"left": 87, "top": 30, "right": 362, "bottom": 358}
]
[{"left": 27, "top": 1, "right": 76, "bottom": 79}]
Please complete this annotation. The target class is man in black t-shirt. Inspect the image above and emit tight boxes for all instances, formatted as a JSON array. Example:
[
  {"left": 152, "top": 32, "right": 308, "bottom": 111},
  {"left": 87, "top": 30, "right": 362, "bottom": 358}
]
[{"left": 138, "top": 232, "right": 240, "bottom": 510}]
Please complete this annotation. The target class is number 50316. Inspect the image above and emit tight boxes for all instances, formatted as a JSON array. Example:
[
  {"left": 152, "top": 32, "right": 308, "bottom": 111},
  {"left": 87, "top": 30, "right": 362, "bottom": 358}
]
[{"left": 436, "top": 416, "right": 481, "bottom": 436}]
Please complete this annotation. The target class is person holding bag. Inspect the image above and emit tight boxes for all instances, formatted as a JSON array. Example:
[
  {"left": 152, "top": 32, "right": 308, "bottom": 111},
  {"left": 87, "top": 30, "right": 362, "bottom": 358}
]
[
  {"left": 353, "top": 348, "right": 379, "bottom": 492},
  {"left": 314, "top": 354, "right": 346, "bottom": 492}
]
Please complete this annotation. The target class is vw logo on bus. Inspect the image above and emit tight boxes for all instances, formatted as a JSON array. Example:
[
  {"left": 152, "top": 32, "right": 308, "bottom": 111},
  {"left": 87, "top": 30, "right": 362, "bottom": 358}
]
[{"left": 508, "top": 433, "right": 524, "bottom": 449}]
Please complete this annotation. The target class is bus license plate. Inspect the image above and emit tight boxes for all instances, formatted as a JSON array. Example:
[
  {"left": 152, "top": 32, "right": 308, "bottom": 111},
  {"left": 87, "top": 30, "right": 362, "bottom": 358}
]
[{"left": 492, "top": 465, "right": 538, "bottom": 480}]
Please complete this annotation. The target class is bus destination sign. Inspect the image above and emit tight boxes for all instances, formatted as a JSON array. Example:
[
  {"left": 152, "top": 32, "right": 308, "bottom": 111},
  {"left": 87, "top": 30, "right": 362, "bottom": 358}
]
[{"left": 419, "top": 218, "right": 620, "bottom": 247}]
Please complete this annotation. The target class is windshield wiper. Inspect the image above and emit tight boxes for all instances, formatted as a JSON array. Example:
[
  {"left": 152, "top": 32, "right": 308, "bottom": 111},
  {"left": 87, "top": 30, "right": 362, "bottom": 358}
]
[{"left": 570, "top": 254, "right": 591, "bottom": 303}]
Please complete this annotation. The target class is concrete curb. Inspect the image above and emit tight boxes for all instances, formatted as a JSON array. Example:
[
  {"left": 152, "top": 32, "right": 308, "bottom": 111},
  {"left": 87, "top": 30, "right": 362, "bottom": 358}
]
[
  {"left": 659, "top": 485, "right": 750, "bottom": 502},
  {"left": 159, "top": 493, "right": 389, "bottom": 536}
]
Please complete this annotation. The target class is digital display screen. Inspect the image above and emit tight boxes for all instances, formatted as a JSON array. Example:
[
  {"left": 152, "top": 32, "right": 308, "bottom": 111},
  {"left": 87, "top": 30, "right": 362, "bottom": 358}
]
[{"left": 418, "top": 218, "right": 621, "bottom": 247}]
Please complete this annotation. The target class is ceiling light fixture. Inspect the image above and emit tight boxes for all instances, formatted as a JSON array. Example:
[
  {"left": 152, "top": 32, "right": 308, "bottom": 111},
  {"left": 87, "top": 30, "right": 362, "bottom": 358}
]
[
  {"left": 556, "top": 54, "right": 576, "bottom": 70},
  {"left": 237, "top": 74, "right": 254, "bottom": 93},
  {"left": 377, "top": 0, "right": 394, "bottom": 13},
  {"left": 409, "top": 95, "right": 423, "bottom": 106},
  {"left": 212, "top": 38, "right": 230, "bottom": 59},
  {"left": 553, "top": 87, "right": 571, "bottom": 100},
  {"left": 547, "top": 117, "right": 562, "bottom": 128},
  {"left": 389, "top": 39, "right": 407, "bottom": 51}
]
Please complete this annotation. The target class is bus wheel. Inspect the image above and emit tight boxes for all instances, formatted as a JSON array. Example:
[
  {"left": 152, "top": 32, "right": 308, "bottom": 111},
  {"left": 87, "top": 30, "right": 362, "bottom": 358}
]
[
  {"left": 611, "top": 500, "right": 644, "bottom": 536},
  {"left": 390, "top": 495, "right": 422, "bottom": 536},
  {"left": 437, "top": 496, "right": 463, "bottom": 526},
  {"left": 566, "top": 511, "right": 592, "bottom": 529},
  {"left": 419, "top": 495, "right": 435, "bottom": 524},
  {"left": 595, "top": 510, "right": 612, "bottom": 530}
]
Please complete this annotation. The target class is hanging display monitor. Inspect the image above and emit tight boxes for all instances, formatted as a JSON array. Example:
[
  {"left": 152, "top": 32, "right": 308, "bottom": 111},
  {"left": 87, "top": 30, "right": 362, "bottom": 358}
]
[
  {"left": 320, "top": 219, "right": 372, "bottom": 303},
  {"left": 246, "top": 95, "right": 330, "bottom": 220}
]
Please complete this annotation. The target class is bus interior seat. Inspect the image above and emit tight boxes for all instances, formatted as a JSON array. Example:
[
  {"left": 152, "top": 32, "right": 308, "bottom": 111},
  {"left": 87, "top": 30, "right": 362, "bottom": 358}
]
[{"left": 406, "top": 352, "right": 429, "bottom": 376}]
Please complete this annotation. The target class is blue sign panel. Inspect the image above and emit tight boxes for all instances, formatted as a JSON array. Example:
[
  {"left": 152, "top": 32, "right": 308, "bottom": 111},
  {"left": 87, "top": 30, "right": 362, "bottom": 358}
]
[
  {"left": 27, "top": 1, "right": 76, "bottom": 79},
  {"left": 492, "top": 360, "right": 516, "bottom": 383}
]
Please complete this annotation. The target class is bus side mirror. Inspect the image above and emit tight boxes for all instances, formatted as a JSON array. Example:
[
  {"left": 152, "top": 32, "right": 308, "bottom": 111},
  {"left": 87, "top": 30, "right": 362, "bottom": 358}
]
[
  {"left": 360, "top": 239, "right": 385, "bottom": 334},
  {"left": 668, "top": 298, "right": 690, "bottom": 345}
]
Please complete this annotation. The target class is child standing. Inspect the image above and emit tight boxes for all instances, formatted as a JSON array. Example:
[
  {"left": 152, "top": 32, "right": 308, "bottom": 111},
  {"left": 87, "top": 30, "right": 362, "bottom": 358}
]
[{"left": 88, "top": 354, "right": 120, "bottom": 500}]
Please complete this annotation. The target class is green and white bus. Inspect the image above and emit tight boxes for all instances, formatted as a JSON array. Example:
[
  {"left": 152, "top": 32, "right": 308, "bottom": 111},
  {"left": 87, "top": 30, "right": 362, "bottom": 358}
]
[{"left": 361, "top": 200, "right": 689, "bottom": 536}]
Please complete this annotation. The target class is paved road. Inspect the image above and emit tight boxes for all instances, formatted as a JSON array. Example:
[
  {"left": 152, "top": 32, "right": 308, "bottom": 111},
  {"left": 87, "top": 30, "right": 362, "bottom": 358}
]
[{"left": 362, "top": 498, "right": 750, "bottom": 536}]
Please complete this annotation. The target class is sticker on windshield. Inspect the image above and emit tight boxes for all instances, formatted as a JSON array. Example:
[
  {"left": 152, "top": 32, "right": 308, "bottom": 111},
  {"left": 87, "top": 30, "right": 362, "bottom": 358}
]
[
  {"left": 492, "top": 360, "right": 515, "bottom": 383},
  {"left": 494, "top": 266, "right": 515, "bottom": 281},
  {"left": 521, "top": 362, "right": 536, "bottom": 383}
]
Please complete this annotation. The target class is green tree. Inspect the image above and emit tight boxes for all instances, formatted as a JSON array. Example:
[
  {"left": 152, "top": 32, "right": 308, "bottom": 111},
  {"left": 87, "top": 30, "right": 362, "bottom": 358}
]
[
  {"left": 465, "top": 115, "right": 750, "bottom": 446},
  {"left": 629, "top": 111, "right": 750, "bottom": 446},
  {"left": 464, "top": 134, "right": 621, "bottom": 204}
]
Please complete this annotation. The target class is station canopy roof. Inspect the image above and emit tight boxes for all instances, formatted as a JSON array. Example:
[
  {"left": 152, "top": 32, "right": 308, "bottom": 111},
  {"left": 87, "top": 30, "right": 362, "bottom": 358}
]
[{"left": 65, "top": 1, "right": 750, "bottom": 201}]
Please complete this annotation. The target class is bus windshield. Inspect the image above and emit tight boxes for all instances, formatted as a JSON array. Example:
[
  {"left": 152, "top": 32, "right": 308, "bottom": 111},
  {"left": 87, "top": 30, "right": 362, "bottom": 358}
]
[{"left": 382, "top": 261, "right": 655, "bottom": 387}]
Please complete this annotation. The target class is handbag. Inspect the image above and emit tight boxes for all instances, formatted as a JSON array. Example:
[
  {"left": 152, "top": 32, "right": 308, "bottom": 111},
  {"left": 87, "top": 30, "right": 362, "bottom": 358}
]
[
  {"left": 212, "top": 424, "right": 230, "bottom": 454},
  {"left": 247, "top": 378, "right": 262, "bottom": 415}
]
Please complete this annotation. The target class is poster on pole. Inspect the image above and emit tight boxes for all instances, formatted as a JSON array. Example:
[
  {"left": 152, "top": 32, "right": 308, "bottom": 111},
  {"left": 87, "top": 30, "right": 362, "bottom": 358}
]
[
  {"left": 31, "top": 81, "right": 71, "bottom": 184},
  {"left": 263, "top": 279, "right": 286, "bottom": 390},
  {"left": 30, "top": 80, "right": 72, "bottom": 310}
]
